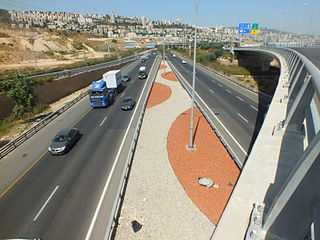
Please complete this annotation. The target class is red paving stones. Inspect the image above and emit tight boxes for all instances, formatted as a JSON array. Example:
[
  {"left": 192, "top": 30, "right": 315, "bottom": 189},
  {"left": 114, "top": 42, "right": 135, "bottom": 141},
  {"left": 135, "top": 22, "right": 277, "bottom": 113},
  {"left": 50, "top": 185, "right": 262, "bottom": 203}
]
[
  {"left": 161, "top": 71, "right": 178, "bottom": 82},
  {"left": 146, "top": 82, "right": 172, "bottom": 108},
  {"left": 159, "top": 65, "right": 167, "bottom": 69},
  {"left": 167, "top": 107, "right": 240, "bottom": 224}
]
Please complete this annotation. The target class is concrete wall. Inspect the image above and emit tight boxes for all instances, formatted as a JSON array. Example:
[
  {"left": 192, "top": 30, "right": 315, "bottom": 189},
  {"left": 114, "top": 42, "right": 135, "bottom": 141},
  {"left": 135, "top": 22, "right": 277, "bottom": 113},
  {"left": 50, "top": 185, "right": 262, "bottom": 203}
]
[{"left": 236, "top": 51, "right": 275, "bottom": 71}]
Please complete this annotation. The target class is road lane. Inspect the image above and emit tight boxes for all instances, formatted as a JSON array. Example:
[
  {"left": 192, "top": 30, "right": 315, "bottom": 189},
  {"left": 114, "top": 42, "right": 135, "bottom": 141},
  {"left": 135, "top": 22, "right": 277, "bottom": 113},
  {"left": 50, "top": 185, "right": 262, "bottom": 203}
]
[
  {"left": 0, "top": 54, "right": 157, "bottom": 239},
  {"left": 168, "top": 54, "right": 269, "bottom": 163}
]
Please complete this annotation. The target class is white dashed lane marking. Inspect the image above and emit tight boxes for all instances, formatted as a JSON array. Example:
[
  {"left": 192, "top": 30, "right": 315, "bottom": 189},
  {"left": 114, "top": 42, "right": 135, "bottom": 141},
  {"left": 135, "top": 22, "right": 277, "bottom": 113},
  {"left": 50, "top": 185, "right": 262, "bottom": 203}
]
[{"left": 237, "top": 113, "right": 248, "bottom": 123}]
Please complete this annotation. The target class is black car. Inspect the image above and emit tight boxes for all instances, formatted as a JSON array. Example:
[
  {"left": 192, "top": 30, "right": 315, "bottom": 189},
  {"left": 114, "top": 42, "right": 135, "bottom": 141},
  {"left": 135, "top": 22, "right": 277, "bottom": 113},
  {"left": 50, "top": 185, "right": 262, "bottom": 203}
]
[
  {"left": 122, "top": 74, "right": 131, "bottom": 82},
  {"left": 121, "top": 97, "right": 135, "bottom": 111},
  {"left": 48, "top": 128, "right": 80, "bottom": 155}
]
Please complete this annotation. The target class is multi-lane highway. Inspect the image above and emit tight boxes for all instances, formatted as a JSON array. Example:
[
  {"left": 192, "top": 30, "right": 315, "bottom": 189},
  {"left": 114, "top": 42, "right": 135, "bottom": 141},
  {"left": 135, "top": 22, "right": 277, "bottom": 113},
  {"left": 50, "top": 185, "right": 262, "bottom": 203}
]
[
  {"left": 0, "top": 54, "right": 158, "bottom": 239},
  {"left": 167, "top": 54, "right": 271, "bottom": 165}
]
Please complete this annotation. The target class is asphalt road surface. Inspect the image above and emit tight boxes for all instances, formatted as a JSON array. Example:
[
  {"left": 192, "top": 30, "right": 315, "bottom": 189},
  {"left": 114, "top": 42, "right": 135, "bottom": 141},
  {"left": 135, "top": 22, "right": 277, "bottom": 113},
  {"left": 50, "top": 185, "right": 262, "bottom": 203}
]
[
  {"left": 0, "top": 53, "right": 157, "bottom": 239},
  {"left": 167, "top": 54, "right": 271, "bottom": 165}
]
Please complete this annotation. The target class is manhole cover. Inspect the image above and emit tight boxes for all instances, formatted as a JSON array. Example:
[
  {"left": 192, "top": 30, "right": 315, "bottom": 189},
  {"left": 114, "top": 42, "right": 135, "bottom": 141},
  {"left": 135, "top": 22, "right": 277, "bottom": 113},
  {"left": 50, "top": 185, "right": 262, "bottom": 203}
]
[{"left": 198, "top": 177, "right": 214, "bottom": 187}]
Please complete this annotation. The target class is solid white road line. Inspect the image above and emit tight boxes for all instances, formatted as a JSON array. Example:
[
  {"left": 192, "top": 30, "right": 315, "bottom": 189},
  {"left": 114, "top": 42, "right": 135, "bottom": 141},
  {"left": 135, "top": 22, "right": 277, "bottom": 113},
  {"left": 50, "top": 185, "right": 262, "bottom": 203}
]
[
  {"left": 100, "top": 115, "right": 108, "bottom": 127},
  {"left": 236, "top": 96, "right": 244, "bottom": 102},
  {"left": 251, "top": 105, "right": 258, "bottom": 111},
  {"left": 170, "top": 63, "right": 248, "bottom": 157},
  {"left": 209, "top": 89, "right": 215, "bottom": 94},
  {"left": 237, "top": 113, "right": 249, "bottom": 123},
  {"left": 33, "top": 185, "right": 59, "bottom": 221},
  {"left": 85, "top": 57, "right": 158, "bottom": 240}
]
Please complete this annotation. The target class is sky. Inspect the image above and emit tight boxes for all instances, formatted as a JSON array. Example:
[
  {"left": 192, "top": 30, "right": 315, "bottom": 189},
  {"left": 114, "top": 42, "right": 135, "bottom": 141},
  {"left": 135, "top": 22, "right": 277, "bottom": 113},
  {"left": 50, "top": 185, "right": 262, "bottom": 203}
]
[{"left": 1, "top": 0, "right": 320, "bottom": 35}]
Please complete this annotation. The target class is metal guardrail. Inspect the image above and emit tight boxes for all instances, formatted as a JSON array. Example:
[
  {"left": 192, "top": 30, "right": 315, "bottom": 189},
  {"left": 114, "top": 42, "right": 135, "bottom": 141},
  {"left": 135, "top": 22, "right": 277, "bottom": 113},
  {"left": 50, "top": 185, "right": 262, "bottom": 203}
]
[
  {"left": 167, "top": 59, "right": 243, "bottom": 168},
  {"left": 104, "top": 56, "right": 161, "bottom": 239},
  {"left": 234, "top": 46, "right": 320, "bottom": 239},
  {"left": 0, "top": 91, "right": 88, "bottom": 159},
  {"left": 238, "top": 42, "right": 320, "bottom": 48},
  {"left": 1, "top": 54, "right": 142, "bottom": 81},
  {"left": 0, "top": 56, "right": 139, "bottom": 159}
]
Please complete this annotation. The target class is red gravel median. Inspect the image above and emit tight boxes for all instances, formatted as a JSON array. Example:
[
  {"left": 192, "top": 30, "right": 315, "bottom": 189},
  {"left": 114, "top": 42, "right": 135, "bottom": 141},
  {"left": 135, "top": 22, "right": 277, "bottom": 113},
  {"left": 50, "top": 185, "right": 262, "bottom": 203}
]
[{"left": 167, "top": 107, "right": 240, "bottom": 224}]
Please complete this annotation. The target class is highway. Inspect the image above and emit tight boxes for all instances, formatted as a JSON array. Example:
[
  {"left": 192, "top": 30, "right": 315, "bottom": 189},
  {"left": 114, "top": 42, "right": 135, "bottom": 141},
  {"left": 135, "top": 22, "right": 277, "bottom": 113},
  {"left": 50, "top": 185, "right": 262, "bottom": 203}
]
[
  {"left": 0, "top": 53, "right": 158, "bottom": 239},
  {"left": 167, "top": 54, "right": 271, "bottom": 164}
]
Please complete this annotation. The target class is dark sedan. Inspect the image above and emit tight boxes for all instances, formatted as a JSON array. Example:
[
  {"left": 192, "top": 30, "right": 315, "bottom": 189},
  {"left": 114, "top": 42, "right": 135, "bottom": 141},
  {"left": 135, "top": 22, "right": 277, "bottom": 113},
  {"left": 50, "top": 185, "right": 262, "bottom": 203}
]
[
  {"left": 122, "top": 74, "right": 131, "bottom": 82},
  {"left": 121, "top": 97, "right": 135, "bottom": 111},
  {"left": 48, "top": 128, "right": 80, "bottom": 155}
]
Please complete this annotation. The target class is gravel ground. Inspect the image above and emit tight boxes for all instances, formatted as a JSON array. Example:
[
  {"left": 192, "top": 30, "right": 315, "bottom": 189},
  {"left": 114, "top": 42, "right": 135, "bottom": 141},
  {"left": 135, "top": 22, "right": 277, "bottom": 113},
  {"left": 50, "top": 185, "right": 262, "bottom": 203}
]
[{"left": 114, "top": 61, "right": 215, "bottom": 239}]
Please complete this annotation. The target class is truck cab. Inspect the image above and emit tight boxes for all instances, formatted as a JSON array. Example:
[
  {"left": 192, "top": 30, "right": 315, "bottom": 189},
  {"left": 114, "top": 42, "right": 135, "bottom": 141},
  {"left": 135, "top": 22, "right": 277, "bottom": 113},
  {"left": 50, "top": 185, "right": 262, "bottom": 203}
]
[
  {"left": 89, "top": 81, "right": 115, "bottom": 107},
  {"left": 138, "top": 67, "right": 147, "bottom": 79}
]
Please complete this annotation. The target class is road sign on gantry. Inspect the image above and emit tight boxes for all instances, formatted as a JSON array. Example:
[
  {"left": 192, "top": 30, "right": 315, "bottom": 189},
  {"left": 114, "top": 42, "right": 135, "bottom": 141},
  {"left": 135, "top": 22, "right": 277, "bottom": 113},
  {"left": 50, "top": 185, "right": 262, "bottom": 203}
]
[
  {"left": 252, "top": 23, "right": 259, "bottom": 30},
  {"left": 238, "top": 23, "right": 251, "bottom": 34},
  {"left": 250, "top": 30, "right": 260, "bottom": 35}
]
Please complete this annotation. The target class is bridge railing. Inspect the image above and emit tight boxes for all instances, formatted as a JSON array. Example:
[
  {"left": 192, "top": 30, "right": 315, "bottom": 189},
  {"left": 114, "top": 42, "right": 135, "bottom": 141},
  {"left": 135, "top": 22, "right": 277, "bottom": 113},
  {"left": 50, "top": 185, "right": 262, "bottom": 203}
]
[{"left": 213, "top": 46, "right": 320, "bottom": 239}]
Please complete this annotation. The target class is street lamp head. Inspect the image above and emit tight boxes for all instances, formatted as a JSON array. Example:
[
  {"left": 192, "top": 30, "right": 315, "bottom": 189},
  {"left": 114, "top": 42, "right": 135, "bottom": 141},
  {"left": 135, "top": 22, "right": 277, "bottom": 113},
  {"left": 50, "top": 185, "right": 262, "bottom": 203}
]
[{"left": 304, "top": 3, "right": 309, "bottom": 6}]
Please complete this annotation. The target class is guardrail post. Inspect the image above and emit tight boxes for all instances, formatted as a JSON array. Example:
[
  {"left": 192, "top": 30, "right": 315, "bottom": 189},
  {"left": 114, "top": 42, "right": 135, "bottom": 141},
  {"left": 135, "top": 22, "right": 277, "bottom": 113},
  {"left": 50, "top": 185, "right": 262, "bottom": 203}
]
[
  {"left": 262, "top": 131, "right": 320, "bottom": 240},
  {"left": 289, "top": 54, "right": 298, "bottom": 71},
  {"left": 288, "top": 64, "right": 306, "bottom": 98},
  {"left": 283, "top": 75, "right": 313, "bottom": 132}
]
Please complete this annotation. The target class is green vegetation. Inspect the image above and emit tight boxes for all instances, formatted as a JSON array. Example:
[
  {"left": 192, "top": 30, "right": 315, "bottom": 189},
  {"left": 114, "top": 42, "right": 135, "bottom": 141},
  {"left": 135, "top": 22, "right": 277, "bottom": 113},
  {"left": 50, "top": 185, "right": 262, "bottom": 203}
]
[
  {"left": 0, "top": 116, "right": 16, "bottom": 135},
  {"left": 199, "top": 42, "right": 224, "bottom": 50},
  {"left": 72, "top": 41, "right": 86, "bottom": 50},
  {"left": 0, "top": 73, "right": 50, "bottom": 135},
  {"left": 0, "top": 104, "right": 49, "bottom": 135},
  {"left": 0, "top": 9, "right": 11, "bottom": 24},
  {"left": 43, "top": 50, "right": 55, "bottom": 56},
  {"left": 1, "top": 73, "right": 36, "bottom": 118},
  {"left": 57, "top": 50, "right": 76, "bottom": 55},
  {"left": 174, "top": 43, "right": 277, "bottom": 95}
]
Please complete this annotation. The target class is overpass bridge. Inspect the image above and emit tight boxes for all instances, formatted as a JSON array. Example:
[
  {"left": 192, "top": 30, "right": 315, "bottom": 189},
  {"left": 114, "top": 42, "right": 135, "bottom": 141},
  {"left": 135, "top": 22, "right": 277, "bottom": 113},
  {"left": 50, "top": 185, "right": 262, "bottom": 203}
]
[{"left": 213, "top": 46, "right": 320, "bottom": 240}]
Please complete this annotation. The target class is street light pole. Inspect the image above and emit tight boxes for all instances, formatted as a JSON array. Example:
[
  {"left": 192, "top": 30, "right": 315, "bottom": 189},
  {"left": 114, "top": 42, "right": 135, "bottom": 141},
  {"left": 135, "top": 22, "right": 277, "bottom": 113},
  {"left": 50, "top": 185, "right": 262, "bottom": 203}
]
[
  {"left": 188, "top": 0, "right": 199, "bottom": 150},
  {"left": 304, "top": 3, "right": 314, "bottom": 38},
  {"left": 278, "top": 11, "right": 285, "bottom": 44}
]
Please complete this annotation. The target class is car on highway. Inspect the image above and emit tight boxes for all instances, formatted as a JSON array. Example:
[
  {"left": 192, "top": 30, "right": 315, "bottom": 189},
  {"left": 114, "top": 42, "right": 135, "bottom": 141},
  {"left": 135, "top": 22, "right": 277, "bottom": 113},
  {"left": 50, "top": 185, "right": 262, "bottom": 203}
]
[
  {"left": 122, "top": 74, "right": 131, "bottom": 82},
  {"left": 173, "top": 54, "right": 176, "bottom": 58},
  {"left": 121, "top": 96, "right": 135, "bottom": 111},
  {"left": 48, "top": 128, "right": 80, "bottom": 155},
  {"left": 181, "top": 60, "right": 187, "bottom": 64}
]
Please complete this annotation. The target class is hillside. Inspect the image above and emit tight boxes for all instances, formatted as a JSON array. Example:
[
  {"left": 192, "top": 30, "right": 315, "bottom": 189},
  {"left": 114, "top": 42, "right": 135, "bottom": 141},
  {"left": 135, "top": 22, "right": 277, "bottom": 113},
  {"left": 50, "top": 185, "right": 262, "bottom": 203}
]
[{"left": 0, "top": 25, "right": 118, "bottom": 76}]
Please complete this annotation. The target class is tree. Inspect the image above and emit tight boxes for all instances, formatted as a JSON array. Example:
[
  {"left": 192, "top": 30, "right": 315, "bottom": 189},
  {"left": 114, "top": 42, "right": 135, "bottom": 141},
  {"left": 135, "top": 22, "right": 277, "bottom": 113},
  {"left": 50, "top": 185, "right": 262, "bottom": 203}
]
[
  {"left": 2, "top": 73, "right": 35, "bottom": 118},
  {"left": 0, "top": 9, "right": 12, "bottom": 24}
]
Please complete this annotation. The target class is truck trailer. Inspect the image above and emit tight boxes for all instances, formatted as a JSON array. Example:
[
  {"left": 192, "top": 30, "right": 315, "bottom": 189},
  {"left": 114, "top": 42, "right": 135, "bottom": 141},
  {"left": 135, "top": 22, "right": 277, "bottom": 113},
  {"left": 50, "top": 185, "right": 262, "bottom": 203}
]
[{"left": 103, "top": 70, "right": 123, "bottom": 93}]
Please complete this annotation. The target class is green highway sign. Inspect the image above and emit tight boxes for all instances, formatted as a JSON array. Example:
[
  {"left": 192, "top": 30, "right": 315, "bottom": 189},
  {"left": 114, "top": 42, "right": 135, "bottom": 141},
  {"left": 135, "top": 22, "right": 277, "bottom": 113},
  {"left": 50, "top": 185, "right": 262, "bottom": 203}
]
[{"left": 252, "top": 23, "right": 259, "bottom": 30}]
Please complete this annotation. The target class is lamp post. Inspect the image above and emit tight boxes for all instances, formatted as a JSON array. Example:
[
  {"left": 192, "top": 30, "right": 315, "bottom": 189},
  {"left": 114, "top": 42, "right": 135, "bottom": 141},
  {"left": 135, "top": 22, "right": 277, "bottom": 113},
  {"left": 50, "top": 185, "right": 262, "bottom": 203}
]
[
  {"left": 188, "top": 0, "right": 199, "bottom": 150},
  {"left": 278, "top": 11, "right": 285, "bottom": 44},
  {"left": 303, "top": 3, "right": 314, "bottom": 39}
]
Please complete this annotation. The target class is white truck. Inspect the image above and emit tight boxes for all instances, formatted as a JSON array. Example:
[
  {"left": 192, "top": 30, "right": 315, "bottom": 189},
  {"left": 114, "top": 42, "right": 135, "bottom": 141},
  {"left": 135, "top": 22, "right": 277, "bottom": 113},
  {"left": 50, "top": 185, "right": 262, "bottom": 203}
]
[{"left": 103, "top": 70, "right": 123, "bottom": 93}]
